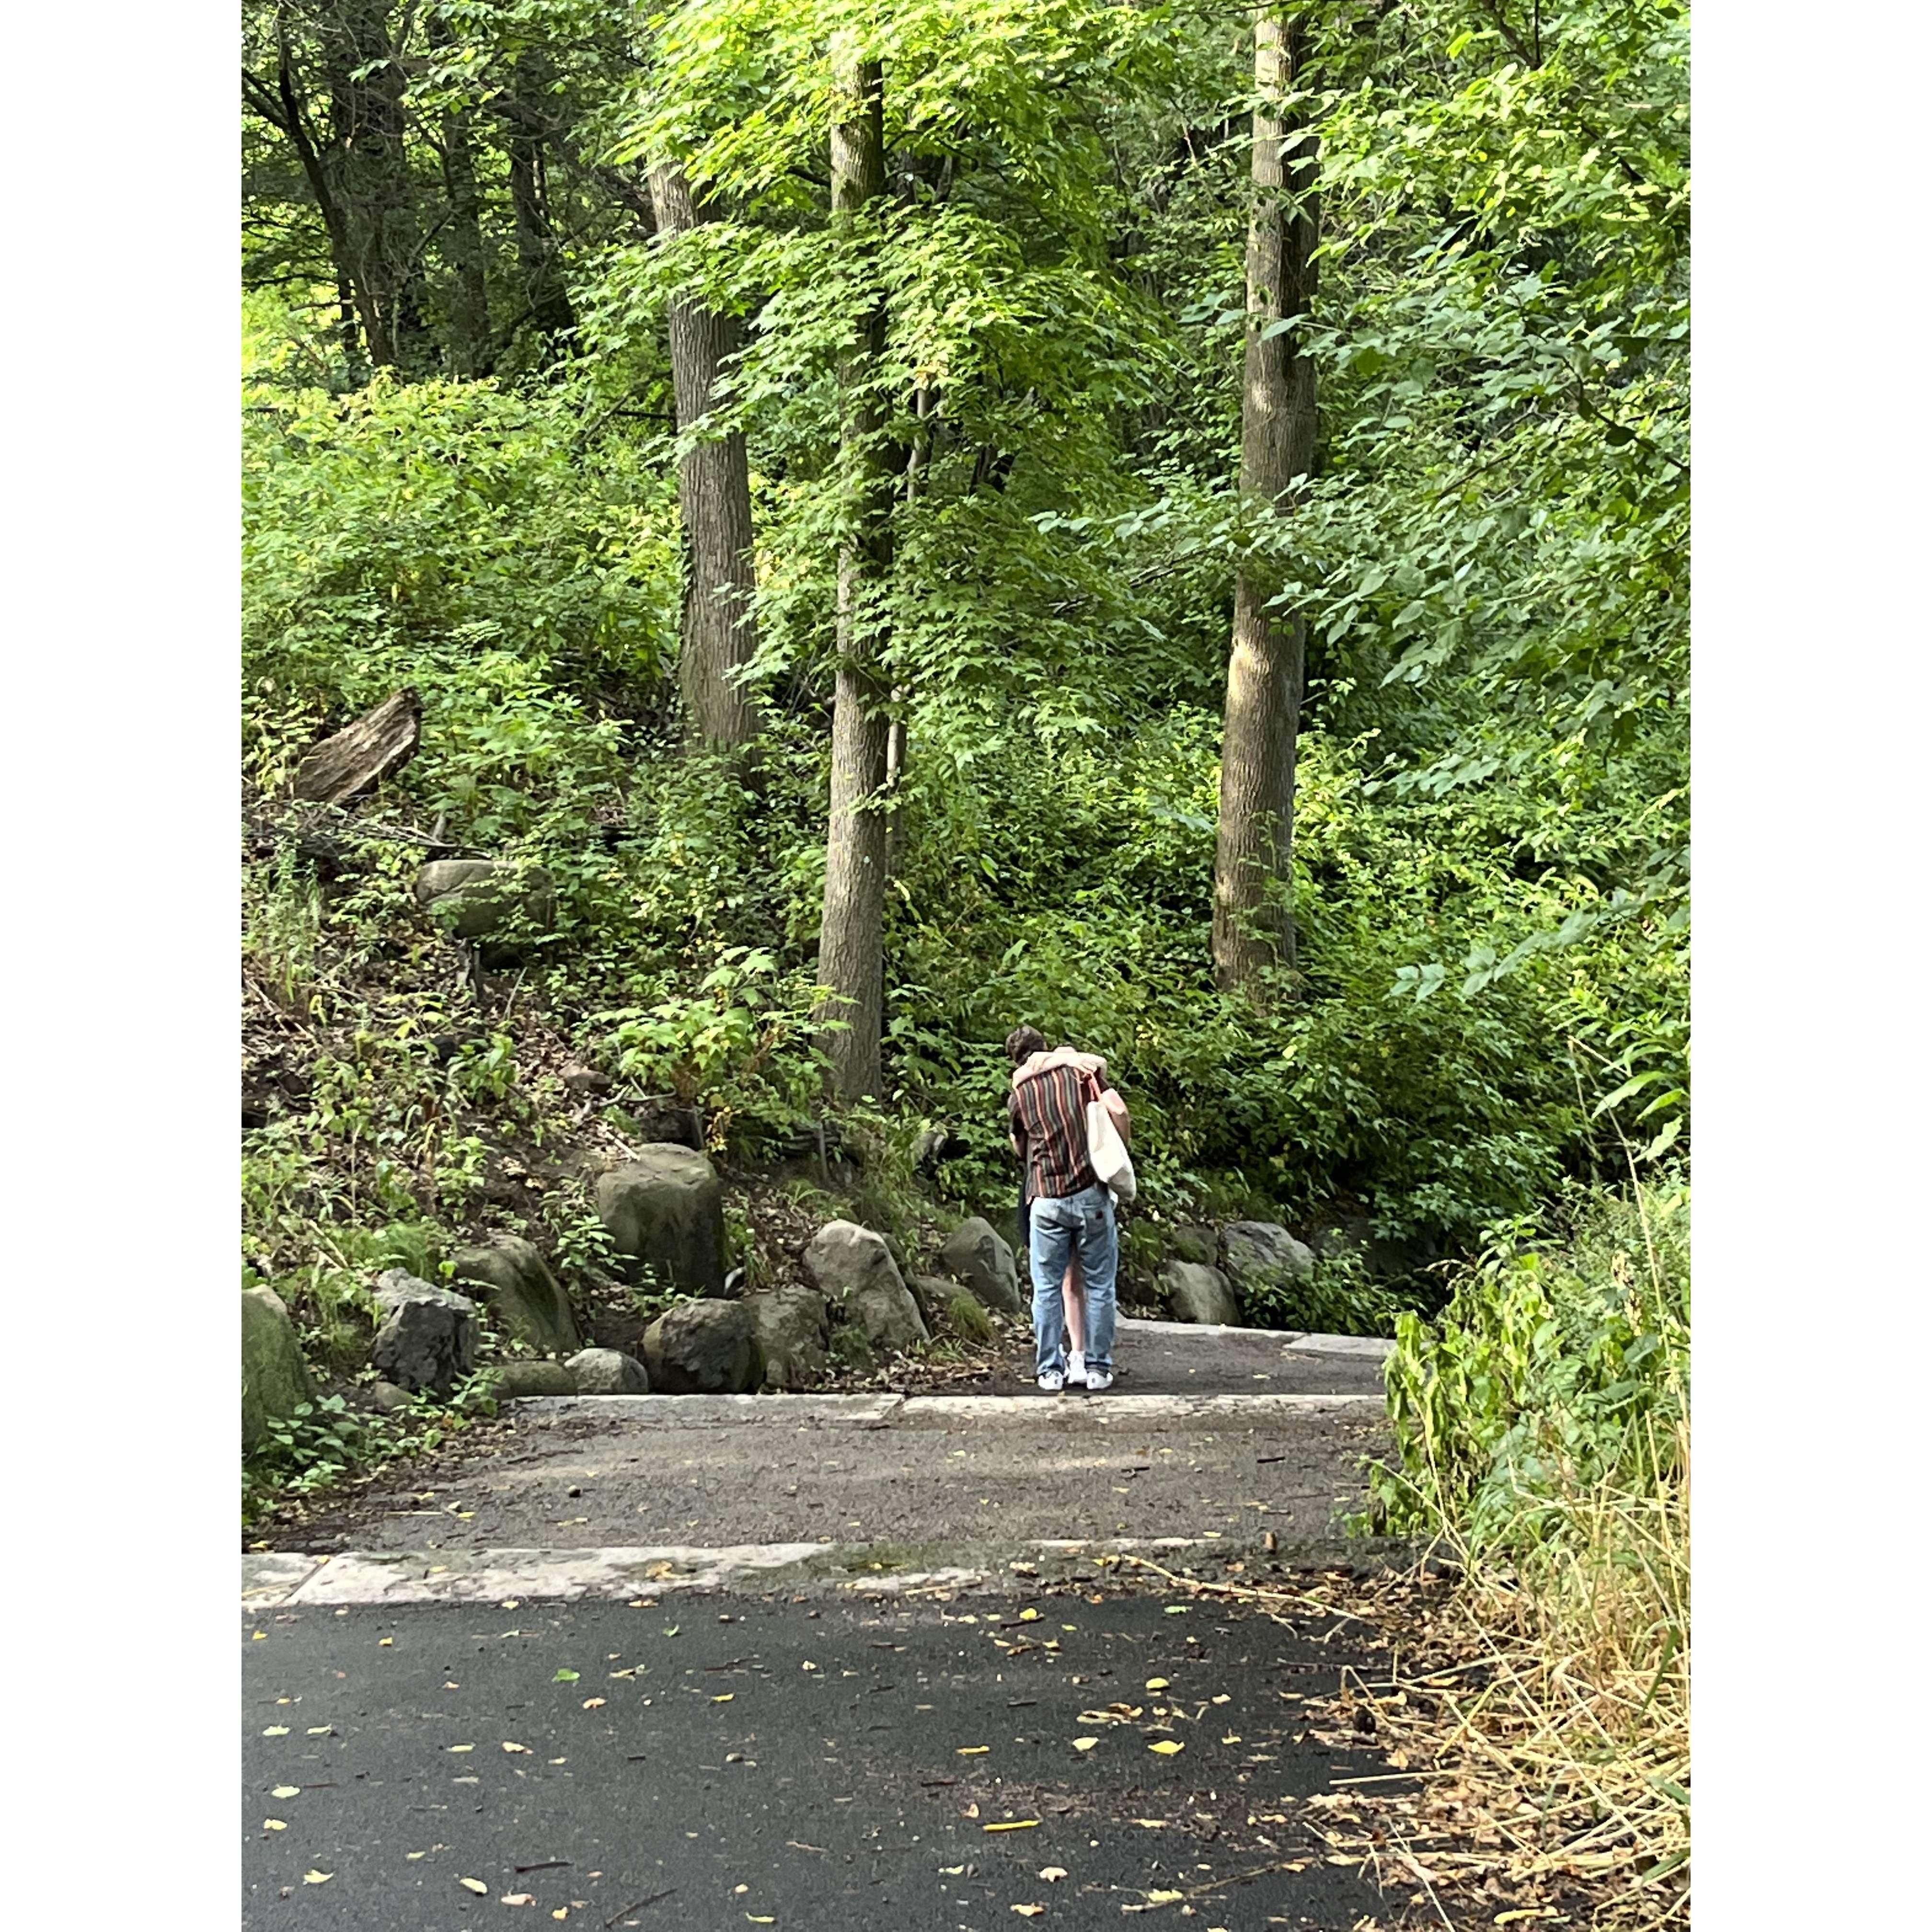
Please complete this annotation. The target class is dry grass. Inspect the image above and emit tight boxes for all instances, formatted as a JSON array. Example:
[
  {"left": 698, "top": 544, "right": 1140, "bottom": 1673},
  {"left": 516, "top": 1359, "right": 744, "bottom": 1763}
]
[{"left": 1336, "top": 1425, "right": 1689, "bottom": 1929}]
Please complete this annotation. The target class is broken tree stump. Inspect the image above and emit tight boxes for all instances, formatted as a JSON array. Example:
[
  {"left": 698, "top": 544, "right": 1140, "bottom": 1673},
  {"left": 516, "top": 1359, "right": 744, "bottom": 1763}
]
[{"left": 291, "top": 689, "right": 422, "bottom": 805}]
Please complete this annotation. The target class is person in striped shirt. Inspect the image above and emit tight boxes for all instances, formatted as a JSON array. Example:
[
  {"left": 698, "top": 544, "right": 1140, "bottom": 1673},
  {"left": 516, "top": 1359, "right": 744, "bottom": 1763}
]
[{"left": 1005, "top": 1025, "right": 1129, "bottom": 1392}]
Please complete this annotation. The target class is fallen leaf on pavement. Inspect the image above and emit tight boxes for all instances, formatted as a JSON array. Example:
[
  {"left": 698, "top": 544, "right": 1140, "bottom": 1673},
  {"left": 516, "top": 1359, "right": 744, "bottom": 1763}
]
[
  {"left": 306, "top": 1726, "right": 333, "bottom": 1736},
  {"left": 379, "top": 1637, "right": 394, "bottom": 1647},
  {"left": 272, "top": 1786, "right": 300, "bottom": 1799},
  {"left": 1018, "top": 1609, "right": 1040, "bottom": 1622},
  {"left": 1148, "top": 1740, "right": 1185, "bottom": 1755},
  {"left": 460, "top": 1876, "right": 490, "bottom": 1894},
  {"left": 957, "top": 1746, "right": 989, "bottom": 1755},
  {"left": 713, "top": 1694, "right": 735, "bottom": 1703},
  {"left": 1146, "top": 1890, "right": 1184, "bottom": 1905},
  {"left": 582, "top": 1698, "right": 606, "bottom": 1710},
  {"left": 263, "top": 1819, "right": 288, "bottom": 1832},
  {"left": 448, "top": 1744, "right": 475, "bottom": 1753},
  {"left": 302, "top": 1871, "right": 332, "bottom": 1885},
  {"left": 262, "top": 1726, "right": 289, "bottom": 1737},
  {"left": 503, "top": 1894, "right": 534, "bottom": 1906},
  {"left": 983, "top": 1820, "right": 1040, "bottom": 1832},
  {"left": 553, "top": 1669, "right": 580, "bottom": 1683},
  {"left": 503, "top": 1741, "right": 531, "bottom": 1753},
  {"left": 1145, "top": 1678, "right": 1170, "bottom": 1690},
  {"left": 1039, "top": 1867, "right": 1068, "bottom": 1882},
  {"left": 1012, "top": 1909, "right": 1045, "bottom": 1919},
  {"left": 1071, "top": 1738, "right": 1099, "bottom": 1752}
]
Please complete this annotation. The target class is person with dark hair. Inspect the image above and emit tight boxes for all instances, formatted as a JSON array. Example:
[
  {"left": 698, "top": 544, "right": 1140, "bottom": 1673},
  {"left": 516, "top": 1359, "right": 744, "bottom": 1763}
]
[{"left": 1005, "top": 1026, "right": 1130, "bottom": 1393}]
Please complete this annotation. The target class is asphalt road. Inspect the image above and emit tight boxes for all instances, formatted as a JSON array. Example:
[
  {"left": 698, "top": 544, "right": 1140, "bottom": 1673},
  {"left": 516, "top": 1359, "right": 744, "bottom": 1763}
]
[
  {"left": 288, "top": 1397, "right": 1389, "bottom": 1556},
  {"left": 244, "top": 1591, "right": 1394, "bottom": 1932}
]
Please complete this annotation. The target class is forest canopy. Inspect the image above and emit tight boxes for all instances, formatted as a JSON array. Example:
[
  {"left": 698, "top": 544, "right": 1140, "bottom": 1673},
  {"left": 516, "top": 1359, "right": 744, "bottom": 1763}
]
[{"left": 242, "top": 0, "right": 1688, "bottom": 1264}]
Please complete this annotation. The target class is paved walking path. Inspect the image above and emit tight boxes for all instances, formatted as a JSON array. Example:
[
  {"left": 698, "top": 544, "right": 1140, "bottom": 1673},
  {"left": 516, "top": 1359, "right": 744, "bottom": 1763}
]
[{"left": 244, "top": 1324, "right": 1404, "bottom": 1929}]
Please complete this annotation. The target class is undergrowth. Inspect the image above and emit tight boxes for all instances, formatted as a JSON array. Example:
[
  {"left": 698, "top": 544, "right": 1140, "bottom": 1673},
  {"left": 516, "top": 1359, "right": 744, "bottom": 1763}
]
[{"left": 1352, "top": 1179, "right": 1690, "bottom": 1927}]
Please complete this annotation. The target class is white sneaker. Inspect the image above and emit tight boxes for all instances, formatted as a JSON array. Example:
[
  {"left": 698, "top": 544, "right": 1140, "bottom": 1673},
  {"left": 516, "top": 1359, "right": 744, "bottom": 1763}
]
[
  {"left": 1037, "top": 1370, "right": 1065, "bottom": 1393},
  {"left": 1066, "top": 1349, "right": 1087, "bottom": 1387},
  {"left": 1084, "top": 1368, "right": 1114, "bottom": 1392}
]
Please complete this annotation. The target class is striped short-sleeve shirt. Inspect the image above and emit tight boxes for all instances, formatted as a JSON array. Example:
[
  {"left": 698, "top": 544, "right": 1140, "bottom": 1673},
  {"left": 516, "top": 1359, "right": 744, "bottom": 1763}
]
[{"left": 1009, "top": 1059, "right": 1112, "bottom": 1201}]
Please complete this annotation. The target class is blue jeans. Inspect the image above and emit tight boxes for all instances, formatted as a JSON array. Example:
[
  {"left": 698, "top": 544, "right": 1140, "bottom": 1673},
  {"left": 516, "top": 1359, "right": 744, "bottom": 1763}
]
[{"left": 1028, "top": 1183, "right": 1117, "bottom": 1378}]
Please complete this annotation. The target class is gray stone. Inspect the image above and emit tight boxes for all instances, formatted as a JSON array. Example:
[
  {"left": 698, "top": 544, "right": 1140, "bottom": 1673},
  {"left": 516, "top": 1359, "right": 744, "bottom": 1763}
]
[
  {"left": 805, "top": 1221, "right": 930, "bottom": 1357},
  {"left": 1167, "top": 1225, "right": 1219, "bottom": 1268},
  {"left": 743, "top": 1287, "right": 830, "bottom": 1392},
  {"left": 242, "top": 1286, "right": 314, "bottom": 1453},
  {"left": 490, "top": 1359, "right": 579, "bottom": 1398},
  {"left": 450, "top": 1236, "right": 579, "bottom": 1355},
  {"left": 642, "top": 1300, "right": 763, "bottom": 1394},
  {"left": 939, "top": 1216, "right": 1023, "bottom": 1315},
  {"left": 804, "top": 1219, "right": 905, "bottom": 1304},
  {"left": 1222, "top": 1222, "right": 1317, "bottom": 1296},
  {"left": 564, "top": 1347, "right": 651, "bottom": 1395},
  {"left": 1162, "top": 1261, "right": 1242, "bottom": 1327},
  {"left": 369, "top": 1380, "right": 413, "bottom": 1415},
  {"left": 595, "top": 1148, "right": 727, "bottom": 1299},
  {"left": 413, "top": 858, "right": 557, "bottom": 962},
  {"left": 849, "top": 1281, "right": 930, "bottom": 1355},
  {"left": 370, "top": 1270, "right": 478, "bottom": 1397}
]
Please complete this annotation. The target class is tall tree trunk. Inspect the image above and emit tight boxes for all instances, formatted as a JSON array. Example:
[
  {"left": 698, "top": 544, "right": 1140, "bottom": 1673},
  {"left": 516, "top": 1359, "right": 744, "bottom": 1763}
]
[
  {"left": 1212, "top": 8, "right": 1320, "bottom": 992},
  {"left": 506, "top": 55, "right": 577, "bottom": 354},
  {"left": 322, "top": 0, "right": 433, "bottom": 372},
  {"left": 431, "top": 16, "right": 492, "bottom": 377},
  {"left": 648, "top": 163, "right": 760, "bottom": 750},
  {"left": 883, "top": 377, "right": 935, "bottom": 877},
  {"left": 817, "top": 51, "right": 893, "bottom": 1101}
]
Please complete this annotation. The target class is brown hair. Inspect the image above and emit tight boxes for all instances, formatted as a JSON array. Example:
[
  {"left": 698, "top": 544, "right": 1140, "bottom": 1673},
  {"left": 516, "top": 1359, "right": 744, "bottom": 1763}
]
[{"left": 1005, "top": 1024, "right": 1047, "bottom": 1065}]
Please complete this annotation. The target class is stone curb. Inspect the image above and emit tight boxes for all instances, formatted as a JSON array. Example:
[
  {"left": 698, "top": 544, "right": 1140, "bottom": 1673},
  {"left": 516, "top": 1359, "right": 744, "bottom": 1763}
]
[
  {"left": 507, "top": 1390, "right": 1387, "bottom": 1427},
  {"left": 243, "top": 1533, "right": 1420, "bottom": 1609},
  {"left": 1116, "top": 1318, "right": 1394, "bottom": 1359}
]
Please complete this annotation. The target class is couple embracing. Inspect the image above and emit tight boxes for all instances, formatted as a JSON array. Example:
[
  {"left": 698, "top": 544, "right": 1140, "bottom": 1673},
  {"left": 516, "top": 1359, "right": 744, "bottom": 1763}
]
[{"left": 1005, "top": 1025, "right": 1133, "bottom": 1394}]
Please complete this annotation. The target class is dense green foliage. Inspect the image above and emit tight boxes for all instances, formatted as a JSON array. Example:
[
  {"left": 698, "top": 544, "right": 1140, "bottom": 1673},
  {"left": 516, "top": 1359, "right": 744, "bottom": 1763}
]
[
  {"left": 1364, "top": 1179, "right": 1689, "bottom": 1550},
  {"left": 243, "top": 0, "right": 1688, "bottom": 1336}
]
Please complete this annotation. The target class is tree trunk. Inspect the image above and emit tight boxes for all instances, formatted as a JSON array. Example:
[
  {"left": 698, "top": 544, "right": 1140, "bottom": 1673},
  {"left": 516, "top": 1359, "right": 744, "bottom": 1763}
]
[
  {"left": 817, "top": 52, "right": 894, "bottom": 1101},
  {"left": 1212, "top": 8, "right": 1320, "bottom": 992},
  {"left": 648, "top": 163, "right": 760, "bottom": 750},
  {"left": 431, "top": 15, "right": 492, "bottom": 378},
  {"left": 322, "top": 0, "right": 434, "bottom": 373},
  {"left": 884, "top": 378, "right": 935, "bottom": 877},
  {"left": 506, "top": 55, "right": 577, "bottom": 353}
]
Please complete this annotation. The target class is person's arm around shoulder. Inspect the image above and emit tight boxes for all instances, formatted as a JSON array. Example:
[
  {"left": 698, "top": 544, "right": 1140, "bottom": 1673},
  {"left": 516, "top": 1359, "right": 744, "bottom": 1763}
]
[{"left": 1095, "top": 1070, "right": 1131, "bottom": 1145}]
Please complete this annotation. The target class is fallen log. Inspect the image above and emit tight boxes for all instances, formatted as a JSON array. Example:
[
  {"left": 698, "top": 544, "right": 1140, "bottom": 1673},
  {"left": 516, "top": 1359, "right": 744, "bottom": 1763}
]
[{"left": 291, "top": 689, "right": 422, "bottom": 804}]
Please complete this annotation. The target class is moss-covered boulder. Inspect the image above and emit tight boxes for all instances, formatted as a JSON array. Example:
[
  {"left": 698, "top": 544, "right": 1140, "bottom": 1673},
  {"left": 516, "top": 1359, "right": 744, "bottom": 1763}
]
[
  {"left": 595, "top": 1147, "right": 727, "bottom": 1299},
  {"left": 451, "top": 1236, "right": 579, "bottom": 1355},
  {"left": 242, "top": 1286, "right": 314, "bottom": 1454},
  {"left": 642, "top": 1299, "right": 763, "bottom": 1394},
  {"left": 939, "top": 1217, "right": 1023, "bottom": 1315}
]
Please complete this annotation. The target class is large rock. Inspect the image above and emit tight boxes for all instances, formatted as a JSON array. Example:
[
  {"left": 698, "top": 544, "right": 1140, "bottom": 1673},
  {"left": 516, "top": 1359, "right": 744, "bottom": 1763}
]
[
  {"left": 565, "top": 1347, "right": 650, "bottom": 1395},
  {"left": 242, "top": 1286, "right": 314, "bottom": 1453},
  {"left": 413, "top": 858, "right": 557, "bottom": 962},
  {"left": 1167, "top": 1225, "right": 1219, "bottom": 1268},
  {"left": 1222, "top": 1222, "right": 1316, "bottom": 1299},
  {"left": 370, "top": 1270, "right": 478, "bottom": 1396},
  {"left": 596, "top": 1148, "right": 727, "bottom": 1300},
  {"left": 450, "top": 1236, "right": 579, "bottom": 1355},
  {"left": 744, "top": 1287, "right": 830, "bottom": 1391},
  {"left": 642, "top": 1300, "right": 763, "bottom": 1394},
  {"left": 1162, "top": 1261, "right": 1242, "bottom": 1327},
  {"left": 490, "top": 1359, "right": 578, "bottom": 1398},
  {"left": 850, "top": 1280, "right": 930, "bottom": 1354},
  {"left": 804, "top": 1221, "right": 930, "bottom": 1355},
  {"left": 939, "top": 1217, "right": 1023, "bottom": 1315}
]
